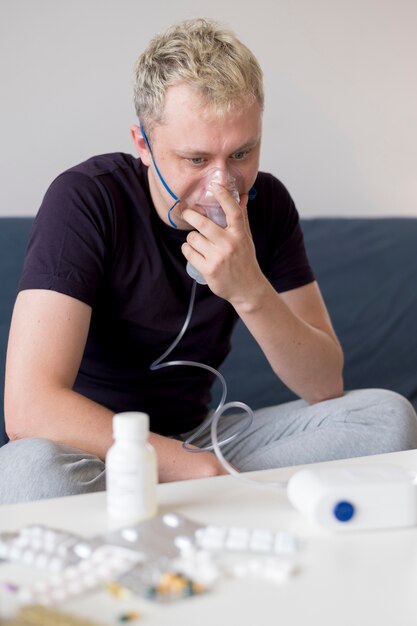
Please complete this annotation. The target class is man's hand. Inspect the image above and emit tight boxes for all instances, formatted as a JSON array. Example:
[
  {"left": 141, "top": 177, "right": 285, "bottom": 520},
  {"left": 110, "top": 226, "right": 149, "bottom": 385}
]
[
  {"left": 181, "top": 185, "right": 268, "bottom": 306},
  {"left": 149, "top": 432, "right": 229, "bottom": 482}
]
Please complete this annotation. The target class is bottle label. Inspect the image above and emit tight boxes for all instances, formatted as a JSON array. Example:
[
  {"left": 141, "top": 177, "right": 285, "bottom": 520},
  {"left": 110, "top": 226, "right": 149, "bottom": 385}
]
[{"left": 107, "top": 468, "right": 156, "bottom": 519}]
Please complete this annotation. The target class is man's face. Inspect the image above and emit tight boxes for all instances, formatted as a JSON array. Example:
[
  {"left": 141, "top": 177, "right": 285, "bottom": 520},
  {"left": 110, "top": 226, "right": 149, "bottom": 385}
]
[{"left": 135, "top": 83, "right": 262, "bottom": 230}]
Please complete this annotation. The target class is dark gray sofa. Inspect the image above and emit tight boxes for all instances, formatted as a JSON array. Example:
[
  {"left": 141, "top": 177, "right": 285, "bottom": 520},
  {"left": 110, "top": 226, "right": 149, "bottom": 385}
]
[{"left": 2, "top": 217, "right": 417, "bottom": 446}]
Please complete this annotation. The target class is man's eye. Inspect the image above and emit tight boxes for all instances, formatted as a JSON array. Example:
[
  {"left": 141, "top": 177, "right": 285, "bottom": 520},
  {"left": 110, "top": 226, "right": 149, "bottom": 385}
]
[
  {"left": 189, "top": 157, "right": 205, "bottom": 166},
  {"left": 232, "top": 151, "right": 249, "bottom": 160}
]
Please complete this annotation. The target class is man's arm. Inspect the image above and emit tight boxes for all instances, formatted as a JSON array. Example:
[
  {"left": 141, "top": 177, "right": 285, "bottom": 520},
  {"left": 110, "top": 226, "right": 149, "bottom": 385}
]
[
  {"left": 181, "top": 187, "right": 344, "bottom": 403},
  {"left": 233, "top": 280, "right": 344, "bottom": 403},
  {"left": 5, "top": 289, "right": 226, "bottom": 481}
]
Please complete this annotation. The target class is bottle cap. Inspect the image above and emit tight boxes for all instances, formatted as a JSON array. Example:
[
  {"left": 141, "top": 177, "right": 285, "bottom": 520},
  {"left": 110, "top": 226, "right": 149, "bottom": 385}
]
[{"left": 112, "top": 412, "right": 149, "bottom": 440}]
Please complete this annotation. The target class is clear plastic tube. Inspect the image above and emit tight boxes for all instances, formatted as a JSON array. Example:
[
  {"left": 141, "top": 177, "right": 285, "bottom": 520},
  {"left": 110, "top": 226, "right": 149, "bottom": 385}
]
[
  {"left": 150, "top": 281, "right": 253, "bottom": 452},
  {"left": 150, "top": 281, "right": 287, "bottom": 490}
]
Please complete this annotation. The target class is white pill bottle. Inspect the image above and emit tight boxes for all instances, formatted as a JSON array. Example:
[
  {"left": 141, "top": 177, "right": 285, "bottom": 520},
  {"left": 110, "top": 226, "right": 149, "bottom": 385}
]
[{"left": 106, "top": 411, "right": 158, "bottom": 524}]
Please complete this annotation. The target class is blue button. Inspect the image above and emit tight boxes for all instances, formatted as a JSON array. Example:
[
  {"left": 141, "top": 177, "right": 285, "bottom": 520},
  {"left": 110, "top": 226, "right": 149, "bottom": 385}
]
[{"left": 333, "top": 501, "right": 355, "bottom": 522}]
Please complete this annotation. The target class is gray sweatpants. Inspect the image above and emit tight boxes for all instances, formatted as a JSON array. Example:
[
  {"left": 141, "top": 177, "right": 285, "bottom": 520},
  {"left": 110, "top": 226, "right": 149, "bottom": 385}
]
[{"left": 1, "top": 389, "right": 416, "bottom": 505}]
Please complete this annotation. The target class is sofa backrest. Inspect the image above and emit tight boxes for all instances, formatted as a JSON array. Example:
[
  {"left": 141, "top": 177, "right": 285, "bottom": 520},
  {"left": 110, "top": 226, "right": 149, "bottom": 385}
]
[
  {"left": 219, "top": 218, "right": 417, "bottom": 415},
  {"left": 1, "top": 217, "right": 417, "bottom": 446},
  {"left": 0, "top": 218, "right": 33, "bottom": 445}
]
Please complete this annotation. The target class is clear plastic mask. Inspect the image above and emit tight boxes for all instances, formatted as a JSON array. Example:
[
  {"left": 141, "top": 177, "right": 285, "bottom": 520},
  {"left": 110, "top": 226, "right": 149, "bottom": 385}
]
[
  {"left": 183, "top": 167, "right": 240, "bottom": 228},
  {"left": 184, "top": 168, "right": 240, "bottom": 284}
]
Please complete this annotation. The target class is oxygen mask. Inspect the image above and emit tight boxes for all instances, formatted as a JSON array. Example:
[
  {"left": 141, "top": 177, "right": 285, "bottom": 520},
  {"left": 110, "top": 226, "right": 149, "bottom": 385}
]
[
  {"left": 185, "top": 168, "right": 240, "bottom": 284},
  {"left": 188, "top": 167, "right": 240, "bottom": 228}
]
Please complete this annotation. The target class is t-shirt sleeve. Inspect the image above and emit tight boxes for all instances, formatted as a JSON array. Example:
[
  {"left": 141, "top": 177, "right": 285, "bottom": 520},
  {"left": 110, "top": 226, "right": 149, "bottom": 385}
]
[
  {"left": 19, "top": 171, "right": 112, "bottom": 306},
  {"left": 251, "top": 173, "right": 315, "bottom": 293}
]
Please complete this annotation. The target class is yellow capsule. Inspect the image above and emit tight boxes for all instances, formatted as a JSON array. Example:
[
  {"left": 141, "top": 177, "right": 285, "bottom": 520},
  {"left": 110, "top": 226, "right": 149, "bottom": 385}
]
[
  {"left": 118, "top": 611, "right": 140, "bottom": 622},
  {"left": 106, "top": 581, "right": 130, "bottom": 598}
]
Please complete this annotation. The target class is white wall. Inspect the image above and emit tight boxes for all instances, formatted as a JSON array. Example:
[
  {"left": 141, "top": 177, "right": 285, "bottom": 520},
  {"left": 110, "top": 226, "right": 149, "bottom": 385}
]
[{"left": 1, "top": 0, "right": 416, "bottom": 217}]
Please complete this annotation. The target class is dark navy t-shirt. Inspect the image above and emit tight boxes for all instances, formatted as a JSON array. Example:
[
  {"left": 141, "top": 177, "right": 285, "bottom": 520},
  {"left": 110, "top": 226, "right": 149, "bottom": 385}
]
[{"left": 19, "top": 153, "right": 315, "bottom": 435}]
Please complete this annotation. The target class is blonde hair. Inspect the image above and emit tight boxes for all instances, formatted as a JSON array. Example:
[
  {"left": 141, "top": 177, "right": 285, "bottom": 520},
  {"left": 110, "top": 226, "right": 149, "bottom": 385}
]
[{"left": 133, "top": 18, "right": 264, "bottom": 133}]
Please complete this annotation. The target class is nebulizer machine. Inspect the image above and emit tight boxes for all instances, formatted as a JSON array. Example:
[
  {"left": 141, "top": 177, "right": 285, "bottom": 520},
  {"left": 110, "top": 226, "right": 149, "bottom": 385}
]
[{"left": 144, "top": 127, "right": 417, "bottom": 532}]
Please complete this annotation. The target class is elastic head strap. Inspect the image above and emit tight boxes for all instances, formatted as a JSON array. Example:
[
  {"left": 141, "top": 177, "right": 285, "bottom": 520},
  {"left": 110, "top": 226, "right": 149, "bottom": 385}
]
[
  {"left": 140, "top": 125, "right": 179, "bottom": 227},
  {"left": 140, "top": 125, "right": 179, "bottom": 203}
]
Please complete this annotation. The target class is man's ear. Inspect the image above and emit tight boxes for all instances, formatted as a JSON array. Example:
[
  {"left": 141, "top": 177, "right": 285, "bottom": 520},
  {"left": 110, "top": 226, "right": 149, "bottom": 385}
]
[{"left": 130, "top": 124, "right": 152, "bottom": 166}]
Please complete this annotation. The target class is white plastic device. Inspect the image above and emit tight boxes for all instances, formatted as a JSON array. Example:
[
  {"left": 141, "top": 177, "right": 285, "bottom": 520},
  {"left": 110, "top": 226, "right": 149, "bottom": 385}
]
[{"left": 286, "top": 463, "right": 417, "bottom": 531}]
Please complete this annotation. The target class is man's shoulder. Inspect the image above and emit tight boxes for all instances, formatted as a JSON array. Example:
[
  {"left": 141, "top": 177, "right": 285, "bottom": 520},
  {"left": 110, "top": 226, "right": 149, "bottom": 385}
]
[
  {"left": 39, "top": 153, "right": 148, "bottom": 221},
  {"left": 64, "top": 152, "right": 140, "bottom": 180},
  {"left": 255, "top": 170, "right": 291, "bottom": 198},
  {"left": 45, "top": 152, "right": 148, "bottom": 204}
]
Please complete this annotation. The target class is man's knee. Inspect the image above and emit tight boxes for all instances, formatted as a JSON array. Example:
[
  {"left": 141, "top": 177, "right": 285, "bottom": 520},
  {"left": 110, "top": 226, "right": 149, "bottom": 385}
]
[
  {"left": 0, "top": 437, "right": 105, "bottom": 504},
  {"left": 346, "top": 388, "right": 417, "bottom": 450},
  {"left": 378, "top": 389, "right": 417, "bottom": 449}
]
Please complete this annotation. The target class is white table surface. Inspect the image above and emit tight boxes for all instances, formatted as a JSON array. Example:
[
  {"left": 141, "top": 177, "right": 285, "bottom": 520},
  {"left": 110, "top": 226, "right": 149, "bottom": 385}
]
[{"left": 2, "top": 450, "right": 417, "bottom": 625}]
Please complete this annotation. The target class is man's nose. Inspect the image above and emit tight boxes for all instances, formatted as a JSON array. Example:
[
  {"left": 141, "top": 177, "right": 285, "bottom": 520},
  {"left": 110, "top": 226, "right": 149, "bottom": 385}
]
[{"left": 209, "top": 166, "right": 234, "bottom": 187}]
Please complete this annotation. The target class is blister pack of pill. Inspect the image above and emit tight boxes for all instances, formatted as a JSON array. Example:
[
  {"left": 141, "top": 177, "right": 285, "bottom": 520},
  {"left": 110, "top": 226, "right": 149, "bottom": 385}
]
[
  {"left": 0, "top": 514, "right": 299, "bottom": 607},
  {"left": 0, "top": 525, "right": 143, "bottom": 606},
  {"left": 103, "top": 512, "right": 204, "bottom": 560},
  {"left": 114, "top": 519, "right": 299, "bottom": 600},
  {"left": 0, "top": 525, "right": 85, "bottom": 572},
  {"left": 194, "top": 525, "right": 298, "bottom": 555},
  {"left": 117, "top": 557, "right": 211, "bottom": 603},
  {"left": 16, "top": 544, "right": 144, "bottom": 606}
]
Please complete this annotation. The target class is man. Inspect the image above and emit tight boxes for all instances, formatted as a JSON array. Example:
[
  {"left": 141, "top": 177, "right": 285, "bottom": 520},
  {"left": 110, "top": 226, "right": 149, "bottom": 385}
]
[{"left": 1, "top": 19, "right": 416, "bottom": 504}]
